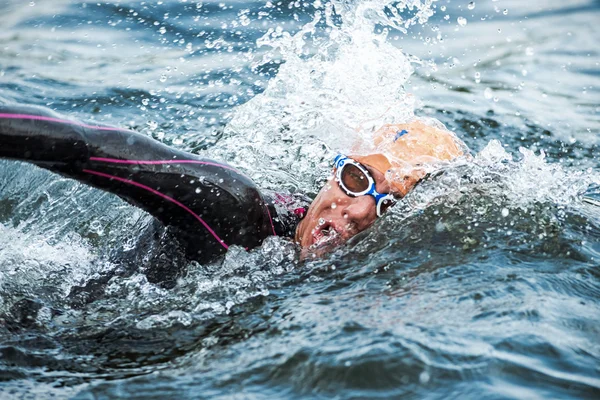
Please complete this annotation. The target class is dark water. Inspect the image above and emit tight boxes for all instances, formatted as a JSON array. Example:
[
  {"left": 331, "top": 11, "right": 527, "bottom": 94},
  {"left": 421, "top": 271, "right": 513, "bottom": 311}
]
[{"left": 1, "top": 0, "right": 600, "bottom": 398}]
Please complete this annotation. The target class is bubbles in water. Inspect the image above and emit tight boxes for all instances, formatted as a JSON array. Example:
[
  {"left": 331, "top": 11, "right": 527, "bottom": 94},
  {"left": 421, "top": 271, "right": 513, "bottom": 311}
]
[
  {"left": 457, "top": 17, "right": 468, "bottom": 27},
  {"left": 468, "top": 2, "right": 475, "bottom": 10}
]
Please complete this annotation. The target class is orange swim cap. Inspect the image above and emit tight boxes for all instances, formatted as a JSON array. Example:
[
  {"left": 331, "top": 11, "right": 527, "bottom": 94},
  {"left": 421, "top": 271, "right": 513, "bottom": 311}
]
[{"left": 350, "top": 119, "right": 466, "bottom": 197}]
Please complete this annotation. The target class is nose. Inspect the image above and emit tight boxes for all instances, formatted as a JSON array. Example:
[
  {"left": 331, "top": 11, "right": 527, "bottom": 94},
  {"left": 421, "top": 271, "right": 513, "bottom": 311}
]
[{"left": 342, "top": 195, "right": 376, "bottom": 227}]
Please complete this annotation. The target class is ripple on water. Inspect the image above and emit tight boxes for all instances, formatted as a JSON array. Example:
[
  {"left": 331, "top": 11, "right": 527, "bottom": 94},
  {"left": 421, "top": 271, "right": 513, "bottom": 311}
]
[{"left": 0, "top": 0, "right": 599, "bottom": 399}]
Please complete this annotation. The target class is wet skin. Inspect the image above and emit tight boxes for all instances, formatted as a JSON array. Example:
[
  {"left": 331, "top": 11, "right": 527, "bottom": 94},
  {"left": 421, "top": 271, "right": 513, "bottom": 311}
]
[{"left": 294, "top": 163, "right": 393, "bottom": 248}]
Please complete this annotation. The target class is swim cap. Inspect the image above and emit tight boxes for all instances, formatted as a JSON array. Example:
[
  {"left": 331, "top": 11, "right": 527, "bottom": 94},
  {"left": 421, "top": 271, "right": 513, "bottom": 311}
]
[{"left": 350, "top": 119, "right": 466, "bottom": 197}]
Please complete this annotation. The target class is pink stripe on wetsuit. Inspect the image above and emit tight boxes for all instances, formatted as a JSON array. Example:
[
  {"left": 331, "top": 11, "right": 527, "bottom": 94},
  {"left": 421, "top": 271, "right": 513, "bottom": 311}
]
[
  {"left": 83, "top": 169, "right": 229, "bottom": 250},
  {"left": 87, "top": 157, "right": 276, "bottom": 237}
]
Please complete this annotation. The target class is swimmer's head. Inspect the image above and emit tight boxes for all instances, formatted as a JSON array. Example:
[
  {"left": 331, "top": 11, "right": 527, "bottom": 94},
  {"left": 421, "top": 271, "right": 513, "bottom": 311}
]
[{"left": 295, "top": 119, "right": 466, "bottom": 249}]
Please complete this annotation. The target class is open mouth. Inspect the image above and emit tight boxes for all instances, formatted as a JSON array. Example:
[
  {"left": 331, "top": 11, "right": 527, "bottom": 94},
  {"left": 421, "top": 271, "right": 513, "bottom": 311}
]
[{"left": 312, "top": 222, "right": 343, "bottom": 247}]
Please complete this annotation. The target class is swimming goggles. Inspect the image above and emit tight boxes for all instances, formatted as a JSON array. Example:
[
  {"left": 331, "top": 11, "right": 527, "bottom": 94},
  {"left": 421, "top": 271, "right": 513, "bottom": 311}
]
[{"left": 333, "top": 154, "right": 397, "bottom": 217}]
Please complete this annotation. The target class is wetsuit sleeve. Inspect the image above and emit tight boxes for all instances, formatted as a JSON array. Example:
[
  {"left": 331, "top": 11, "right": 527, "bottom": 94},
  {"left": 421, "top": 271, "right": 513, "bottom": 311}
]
[{"left": 0, "top": 104, "right": 277, "bottom": 262}]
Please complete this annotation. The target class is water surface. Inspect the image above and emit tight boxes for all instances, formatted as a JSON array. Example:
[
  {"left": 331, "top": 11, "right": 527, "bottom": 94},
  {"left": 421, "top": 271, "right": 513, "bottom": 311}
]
[{"left": 0, "top": 0, "right": 599, "bottom": 398}]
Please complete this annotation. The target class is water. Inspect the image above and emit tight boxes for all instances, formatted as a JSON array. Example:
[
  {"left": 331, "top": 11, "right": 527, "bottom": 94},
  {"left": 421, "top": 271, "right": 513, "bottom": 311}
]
[{"left": 1, "top": 0, "right": 600, "bottom": 398}]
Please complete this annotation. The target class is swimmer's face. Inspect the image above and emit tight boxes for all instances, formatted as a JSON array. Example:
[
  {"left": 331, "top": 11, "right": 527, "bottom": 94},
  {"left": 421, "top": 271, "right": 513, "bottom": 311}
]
[{"left": 295, "top": 162, "right": 393, "bottom": 249}]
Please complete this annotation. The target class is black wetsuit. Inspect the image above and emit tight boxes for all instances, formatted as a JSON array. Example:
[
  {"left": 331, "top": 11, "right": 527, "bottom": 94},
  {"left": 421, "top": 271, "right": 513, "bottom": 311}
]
[{"left": 0, "top": 104, "right": 308, "bottom": 266}]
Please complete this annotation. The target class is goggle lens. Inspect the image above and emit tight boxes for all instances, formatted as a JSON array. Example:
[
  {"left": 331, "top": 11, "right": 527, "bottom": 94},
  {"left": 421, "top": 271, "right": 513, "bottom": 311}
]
[
  {"left": 335, "top": 155, "right": 400, "bottom": 217},
  {"left": 340, "top": 164, "right": 370, "bottom": 193}
]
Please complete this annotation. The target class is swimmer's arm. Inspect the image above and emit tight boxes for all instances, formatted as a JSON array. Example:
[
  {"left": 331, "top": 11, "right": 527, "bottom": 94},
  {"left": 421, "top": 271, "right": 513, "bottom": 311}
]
[
  {"left": 0, "top": 103, "right": 189, "bottom": 168},
  {"left": 0, "top": 103, "right": 274, "bottom": 258}
]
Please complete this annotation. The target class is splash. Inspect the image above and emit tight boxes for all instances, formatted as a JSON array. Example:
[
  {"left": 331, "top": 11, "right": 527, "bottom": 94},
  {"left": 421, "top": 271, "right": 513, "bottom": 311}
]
[
  {"left": 209, "top": 0, "right": 439, "bottom": 192},
  {"left": 398, "top": 140, "right": 600, "bottom": 216},
  {"left": 0, "top": 224, "right": 102, "bottom": 313}
]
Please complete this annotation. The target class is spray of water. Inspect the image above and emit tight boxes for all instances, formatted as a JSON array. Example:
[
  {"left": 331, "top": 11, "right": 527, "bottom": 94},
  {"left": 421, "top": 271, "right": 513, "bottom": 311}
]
[
  {"left": 213, "top": 0, "right": 595, "bottom": 217},
  {"left": 393, "top": 140, "right": 600, "bottom": 229},
  {"left": 208, "top": 0, "right": 439, "bottom": 192}
]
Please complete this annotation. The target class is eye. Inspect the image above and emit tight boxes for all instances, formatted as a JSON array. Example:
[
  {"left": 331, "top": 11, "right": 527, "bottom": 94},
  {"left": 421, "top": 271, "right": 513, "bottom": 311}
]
[{"left": 341, "top": 164, "right": 369, "bottom": 192}]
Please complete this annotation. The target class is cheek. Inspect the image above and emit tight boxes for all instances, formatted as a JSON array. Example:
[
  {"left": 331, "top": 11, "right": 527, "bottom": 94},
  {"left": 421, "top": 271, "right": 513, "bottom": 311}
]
[
  {"left": 307, "top": 179, "right": 353, "bottom": 223},
  {"left": 315, "top": 180, "right": 343, "bottom": 206}
]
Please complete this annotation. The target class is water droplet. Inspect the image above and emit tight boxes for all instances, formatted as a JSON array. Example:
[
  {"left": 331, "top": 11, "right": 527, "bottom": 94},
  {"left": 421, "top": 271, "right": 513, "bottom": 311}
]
[
  {"left": 141, "top": 98, "right": 149, "bottom": 106},
  {"left": 457, "top": 17, "right": 467, "bottom": 27},
  {"left": 159, "top": 74, "right": 167, "bottom": 83},
  {"left": 419, "top": 370, "right": 430, "bottom": 384},
  {"left": 195, "top": 187, "right": 201, "bottom": 193},
  {"left": 468, "top": 2, "right": 475, "bottom": 10},
  {"left": 159, "top": 26, "right": 166, "bottom": 35},
  {"left": 484, "top": 87, "right": 493, "bottom": 99},
  {"left": 331, "top": 202, "right": 337, "bottom": 209},
  {"left": 239, "top": 15, "right": 250, "bottom": 26},
  {"left": 440, "top": 5, "right": 446, "bottom": 11},
  {"left": 502, "top": 208, "right": 509, "bottom": 217},
  {"left": 503, "top": 9, "right": 508, "bottom": 15},
  {"left": 29, "top": 1, "right": 35, "bottom": 6}
]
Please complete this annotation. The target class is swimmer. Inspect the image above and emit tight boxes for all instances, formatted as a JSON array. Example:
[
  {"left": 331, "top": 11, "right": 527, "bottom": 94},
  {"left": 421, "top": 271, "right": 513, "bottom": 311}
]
[{"left": 0, "top": 103, "right": 466, "bottom": 265}]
